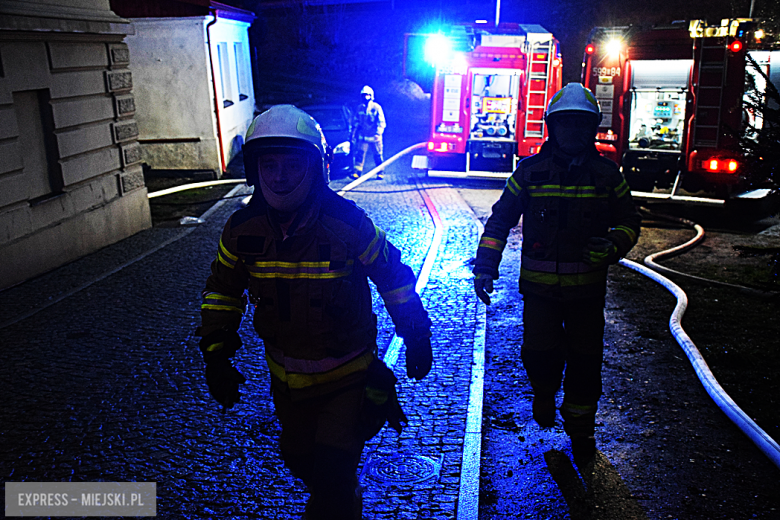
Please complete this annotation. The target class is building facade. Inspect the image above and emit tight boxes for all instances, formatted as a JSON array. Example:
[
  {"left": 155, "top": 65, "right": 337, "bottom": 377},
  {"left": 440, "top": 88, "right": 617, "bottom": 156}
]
[
  {"left": 111, "top": 0, "right": 256, "bottom": 175},
  {"left": 0, "top": 0, "right": 151, "bottom": 290}
]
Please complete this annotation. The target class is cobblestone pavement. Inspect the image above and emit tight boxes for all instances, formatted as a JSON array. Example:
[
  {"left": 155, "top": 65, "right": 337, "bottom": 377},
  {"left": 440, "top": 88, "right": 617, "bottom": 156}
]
[{"left": 0, "top": 158, "right": 484, "bottom": 519}]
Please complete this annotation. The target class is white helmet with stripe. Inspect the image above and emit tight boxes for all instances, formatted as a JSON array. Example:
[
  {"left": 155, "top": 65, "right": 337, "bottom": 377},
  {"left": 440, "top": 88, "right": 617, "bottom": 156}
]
[
  {"left": 544, "top": 83, "right": 602, "bottom": 125},
  {"left": 242, "top": 105, "right": 330, "bottom": 211}
]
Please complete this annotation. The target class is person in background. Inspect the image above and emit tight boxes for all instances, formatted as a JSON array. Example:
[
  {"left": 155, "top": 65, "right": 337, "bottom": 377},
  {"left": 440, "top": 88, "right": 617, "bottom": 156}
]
[
  {"left": 198, "top": 105, "right": 433, "bottom": 519},
  {"left": 472, "top": 83, "right": 641, "bottom": 467},
  {"left": 350, "top": 85, "right": 386, "bottom": 180}
]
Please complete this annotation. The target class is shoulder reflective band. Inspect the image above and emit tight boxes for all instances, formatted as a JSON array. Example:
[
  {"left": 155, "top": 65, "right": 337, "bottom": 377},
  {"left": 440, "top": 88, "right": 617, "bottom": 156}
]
[
  {"left": 614, "top": 179, "right": 630, "bottom": 198},
  {"left": 359, "top": 225, "right": 388, "bottom": 266},
  {"left": 506, "top": 176, "right": 522, "bottom": 196},
  {"left": 217, "top": 238, "right": 238, "bottom": 269}
]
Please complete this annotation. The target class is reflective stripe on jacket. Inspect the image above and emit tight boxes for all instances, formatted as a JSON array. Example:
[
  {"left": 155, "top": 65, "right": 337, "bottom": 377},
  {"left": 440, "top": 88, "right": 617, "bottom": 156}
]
[
  {"left": 201, "top": 188, "right": 430, "bottom": 394},
  {"left": 473, "top": 142, "right": 641, "bottom": 300}
]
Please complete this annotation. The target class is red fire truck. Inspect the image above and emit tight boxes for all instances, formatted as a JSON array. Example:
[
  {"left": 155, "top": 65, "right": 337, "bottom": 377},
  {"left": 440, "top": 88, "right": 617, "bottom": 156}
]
[
  {"left": 412, "top": 22, "right": 562, "bottom": 179},
  {"left": 582, "top": 19, "right": 779, "bottom": 208}
]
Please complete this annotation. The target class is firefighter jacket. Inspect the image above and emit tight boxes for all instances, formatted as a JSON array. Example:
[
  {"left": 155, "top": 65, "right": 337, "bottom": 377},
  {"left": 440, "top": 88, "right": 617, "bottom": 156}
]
[
  {"left": 201, "top": 188, "right": 431, "bottom": 398},
  {"left": 351, "top": 100, "right": 386, "bottom": 143},
  {"left": 473, "top": 142, "right": 641, "bottom": 300}
]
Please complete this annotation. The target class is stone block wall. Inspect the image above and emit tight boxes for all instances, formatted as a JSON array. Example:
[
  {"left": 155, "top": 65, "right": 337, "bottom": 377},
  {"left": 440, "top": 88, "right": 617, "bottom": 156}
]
[{"left": 0, "top": 1, "right": 151, "bottom": 290}]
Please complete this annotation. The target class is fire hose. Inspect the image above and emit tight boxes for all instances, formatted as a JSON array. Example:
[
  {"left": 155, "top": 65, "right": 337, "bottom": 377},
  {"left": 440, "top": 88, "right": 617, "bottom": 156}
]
[{"left": 619, "top": 211, "right": 780, "bottom": 470}]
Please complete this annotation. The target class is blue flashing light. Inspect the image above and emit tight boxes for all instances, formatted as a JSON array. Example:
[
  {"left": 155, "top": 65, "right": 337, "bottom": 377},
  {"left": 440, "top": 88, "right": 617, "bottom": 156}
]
[{"left": 424, "top": 33, "right": 452, "bottom": 68}]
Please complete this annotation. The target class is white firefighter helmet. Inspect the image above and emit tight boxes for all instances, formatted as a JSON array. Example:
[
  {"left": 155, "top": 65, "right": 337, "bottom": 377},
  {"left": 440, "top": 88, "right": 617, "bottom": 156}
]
[
  {"left": 360, "top": 85, "right": 374, "bottom": 100},
  {"left": 544, "top": 83, "right": 602, "bottom": 125},
  {"left": 242, "top": 105, "right": 330, "bottom": 210}
]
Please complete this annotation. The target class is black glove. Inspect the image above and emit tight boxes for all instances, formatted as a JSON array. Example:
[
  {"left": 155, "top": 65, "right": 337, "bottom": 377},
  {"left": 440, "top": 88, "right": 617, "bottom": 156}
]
[
  {"left": 205, "top": 357, "right": 246, "bottom": 411},
  {"left": 199, "top": 330, "right": 246, "bottom": 411},
  {"left": 405, "top": 336, "right": 433, "bottom": 380},
  {"left": 473, "top": 273, "right": 495, "bottom": 305},
  {"left": 359, "top": 359, "right": 407, "bottom": 440},
  {"left": 582, "top": 237, "right": 619, "bottom": 267}
]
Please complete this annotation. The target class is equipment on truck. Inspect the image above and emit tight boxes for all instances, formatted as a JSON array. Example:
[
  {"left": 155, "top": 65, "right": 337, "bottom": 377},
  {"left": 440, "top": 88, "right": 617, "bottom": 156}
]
[
  {"left": 581, "top": 19, "right": 780, "bottom": 210},
  {"left": 411, "top": 22, "right": 562, "bottom": 179}
]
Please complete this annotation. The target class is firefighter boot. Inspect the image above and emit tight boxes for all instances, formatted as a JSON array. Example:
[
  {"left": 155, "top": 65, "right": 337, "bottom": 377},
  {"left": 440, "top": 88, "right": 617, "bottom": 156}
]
[
  {"left": 532, "top": 394, "right": 556, "bottom": 428},
  {"left": 561, "top": 402, "right": 597, "bottom": 468},
  {"left": 304, "top": 446, "right": 363, "bottom": 520},
  {"left": 302, "top": 486, "right": 362, "bottom": 520}
]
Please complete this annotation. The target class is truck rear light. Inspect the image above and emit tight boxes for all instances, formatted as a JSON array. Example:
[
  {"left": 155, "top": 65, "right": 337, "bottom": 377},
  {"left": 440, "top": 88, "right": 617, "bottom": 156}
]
[
  {"left": 702, "top": 158, "right": 739, "bottom": 173},
  {"left": 429, "top": 142, "right": 455, "bottom": 153},
  {"left": 729, "top": 40, "right": 743, "bottom": 52}
]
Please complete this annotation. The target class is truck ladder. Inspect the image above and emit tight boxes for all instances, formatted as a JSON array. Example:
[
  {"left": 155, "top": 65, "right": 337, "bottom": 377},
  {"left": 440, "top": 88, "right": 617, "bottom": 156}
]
[
  {"left": 524, "top": 39, "right": 554, "bottom": 139},
  {"left": 692, "top": 38, "right": 729, "bottom": 148}
]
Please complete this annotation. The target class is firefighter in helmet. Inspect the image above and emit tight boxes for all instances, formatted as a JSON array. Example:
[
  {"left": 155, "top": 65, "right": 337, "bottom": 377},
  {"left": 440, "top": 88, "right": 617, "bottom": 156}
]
[
  {"left": 198, "top": 105, "right": 433, "bottom": 519},
  {"left": 350, "top": 85, "right": 387, "bottom": 180},
  {"left": 473, "top": 83, "right": 641, "bottom": 467}
]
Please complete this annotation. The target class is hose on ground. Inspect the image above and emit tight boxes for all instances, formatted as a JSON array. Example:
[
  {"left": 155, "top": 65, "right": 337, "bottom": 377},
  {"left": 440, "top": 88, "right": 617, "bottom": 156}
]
[
  {"left": 619, "top": 213, "right": 780, "bottom": 470},
  {"left": 147, "top": 179, "right": 246, "bottom": 199},
  {"left": 639, "top": 207, "right": 775, "bottom": 298}
]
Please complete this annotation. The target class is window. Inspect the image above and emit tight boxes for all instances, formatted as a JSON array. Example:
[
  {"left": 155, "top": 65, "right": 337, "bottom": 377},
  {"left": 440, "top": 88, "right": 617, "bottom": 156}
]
[
  {"left": 217, "top": 42, "right": 233, "bottom": 108},
  {"left": 234, "top": 42, "right": 249, "bottom": 102}
]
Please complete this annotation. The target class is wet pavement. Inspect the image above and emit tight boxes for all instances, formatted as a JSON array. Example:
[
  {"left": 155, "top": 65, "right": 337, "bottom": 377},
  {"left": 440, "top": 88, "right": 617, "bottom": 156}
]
[
  {"left": 4, "top": 155, "right": 780, "bottom": 520},
  {"left": 0, "top": 160, "right": 486, "bottom": 519}
]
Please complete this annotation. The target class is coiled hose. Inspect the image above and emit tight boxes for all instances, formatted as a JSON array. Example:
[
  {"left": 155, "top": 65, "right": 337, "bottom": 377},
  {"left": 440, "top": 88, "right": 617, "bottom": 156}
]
[{"left": 619, "top": 210, "right": 780, "bottom": 470}]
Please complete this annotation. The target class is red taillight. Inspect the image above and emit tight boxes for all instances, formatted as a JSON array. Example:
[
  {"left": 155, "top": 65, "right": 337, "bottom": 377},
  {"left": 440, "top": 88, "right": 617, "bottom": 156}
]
[
  {"left": 430, "top": 141, "right": 454, "bottom": 152},
  {"left": 585, "top": 44, "right": 596, "bottom": 55},
  {"left": 703, "top": 158, "right": 739, "bottom": 173},
  {"left": 729, "top": 40, "right": 743, "bottom": 52}
]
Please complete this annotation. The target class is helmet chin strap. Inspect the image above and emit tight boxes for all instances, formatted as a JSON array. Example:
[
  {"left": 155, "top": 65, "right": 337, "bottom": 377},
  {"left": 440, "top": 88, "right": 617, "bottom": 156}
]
[{"left": 258, "top": 167, "right": 314, "bottom": 213}]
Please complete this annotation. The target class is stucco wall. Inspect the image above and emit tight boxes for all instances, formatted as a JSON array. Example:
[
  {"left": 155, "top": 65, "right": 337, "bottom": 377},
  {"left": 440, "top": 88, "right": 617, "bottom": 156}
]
[
  {"left": 125, "top": 15, "right": 255, "bottom": 174},
  {"left": 0, "top": 0, "right": 151, "bottom": 290},
  {"left": 125, "top": 17, "right": 219, "bottom": 172}
]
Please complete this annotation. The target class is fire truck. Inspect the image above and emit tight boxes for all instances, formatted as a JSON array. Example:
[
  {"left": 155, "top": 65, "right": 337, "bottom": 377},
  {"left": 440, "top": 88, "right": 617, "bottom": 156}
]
[
  {"left": 582, "top": 19, "right": 780, "bottom": 208},
  {"left": 412, "top": 22, "right": 562, "bottom": 179}
]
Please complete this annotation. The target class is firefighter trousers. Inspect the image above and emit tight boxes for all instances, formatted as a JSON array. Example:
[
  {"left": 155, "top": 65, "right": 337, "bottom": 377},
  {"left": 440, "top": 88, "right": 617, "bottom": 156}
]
[
  {"left": 352, "top": 139, "right": 384, "bottom": 175},
  {"left": 520, "top": 292, "right": 606, "bottom": 437},
  {"left": 272, "top": 382, "right": 366, "bottom": 520}
]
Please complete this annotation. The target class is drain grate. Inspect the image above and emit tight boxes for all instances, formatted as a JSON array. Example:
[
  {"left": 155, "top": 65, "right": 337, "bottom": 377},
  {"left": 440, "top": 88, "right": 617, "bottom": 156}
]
[{"left": 362, "top": 453, "right": 443, "bottom": 485}]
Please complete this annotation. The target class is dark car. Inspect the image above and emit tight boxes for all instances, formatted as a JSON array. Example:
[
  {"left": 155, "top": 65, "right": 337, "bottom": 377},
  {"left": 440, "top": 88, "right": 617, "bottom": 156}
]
[{"left": 298, "top": 104, "right": 353, "bottom": 179}]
